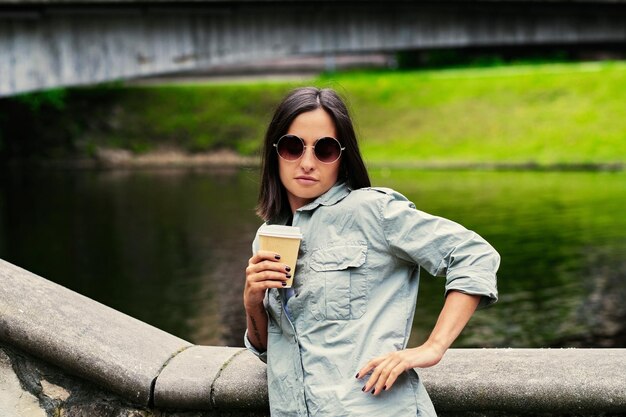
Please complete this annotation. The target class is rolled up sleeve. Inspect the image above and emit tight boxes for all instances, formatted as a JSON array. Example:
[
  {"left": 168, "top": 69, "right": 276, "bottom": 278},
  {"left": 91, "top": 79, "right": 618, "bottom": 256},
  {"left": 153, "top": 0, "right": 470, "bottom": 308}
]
[
  {"left": 244, "top": 329, "right": 268, "bottom": 363},
  {"left": 380, "top": 190, "right": 500, "bottom": 308}
]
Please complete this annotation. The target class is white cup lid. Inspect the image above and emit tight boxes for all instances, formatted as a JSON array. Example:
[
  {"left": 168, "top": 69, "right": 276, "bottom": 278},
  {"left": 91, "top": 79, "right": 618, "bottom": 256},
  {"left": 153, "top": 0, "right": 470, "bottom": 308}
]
[{"left": 258, "top": 224, "right": 302, "bottom": 239}]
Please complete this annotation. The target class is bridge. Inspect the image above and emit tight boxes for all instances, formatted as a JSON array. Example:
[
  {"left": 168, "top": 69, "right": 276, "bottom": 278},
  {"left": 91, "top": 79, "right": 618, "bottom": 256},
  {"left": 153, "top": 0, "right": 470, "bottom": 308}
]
[{"left": 1, "top": 0, "right": 626, "bottom": 97}]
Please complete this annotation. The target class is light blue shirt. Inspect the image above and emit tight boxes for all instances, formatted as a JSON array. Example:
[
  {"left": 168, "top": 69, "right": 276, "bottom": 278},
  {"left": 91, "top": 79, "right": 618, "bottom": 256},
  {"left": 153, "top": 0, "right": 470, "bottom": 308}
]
[{"left": 245, "top": 182, "right": 499, "bottom": 416}]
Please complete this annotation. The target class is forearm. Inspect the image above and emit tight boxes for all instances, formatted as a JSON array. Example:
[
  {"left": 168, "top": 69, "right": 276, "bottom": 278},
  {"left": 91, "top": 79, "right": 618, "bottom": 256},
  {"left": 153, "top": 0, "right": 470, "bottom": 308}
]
[
  {"left": 425, "top": 290, "right": 481, "bottom": 354},
  {"left": 245, "top": 302, "right": 269, "bottom": 352}
]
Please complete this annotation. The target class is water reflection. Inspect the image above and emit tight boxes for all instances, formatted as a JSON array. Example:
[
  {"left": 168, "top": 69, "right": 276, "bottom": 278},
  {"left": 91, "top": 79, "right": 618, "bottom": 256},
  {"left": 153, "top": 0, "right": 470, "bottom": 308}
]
[{"left": 0, "top": 168, "right": 624, "bottom": 348}]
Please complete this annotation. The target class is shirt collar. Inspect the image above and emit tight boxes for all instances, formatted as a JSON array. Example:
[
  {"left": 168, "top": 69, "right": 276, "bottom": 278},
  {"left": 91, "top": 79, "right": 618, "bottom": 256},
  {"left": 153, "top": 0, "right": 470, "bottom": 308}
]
[{"left": 297, "top": 181, "right": 351, "bottom": 212}]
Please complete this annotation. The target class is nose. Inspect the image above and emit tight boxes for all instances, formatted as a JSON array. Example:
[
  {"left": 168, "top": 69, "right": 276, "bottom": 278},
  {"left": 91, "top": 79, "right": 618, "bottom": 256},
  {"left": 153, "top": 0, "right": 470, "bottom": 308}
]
[{"left": 299, "top": 146, "right": 317, "bottom": 172}]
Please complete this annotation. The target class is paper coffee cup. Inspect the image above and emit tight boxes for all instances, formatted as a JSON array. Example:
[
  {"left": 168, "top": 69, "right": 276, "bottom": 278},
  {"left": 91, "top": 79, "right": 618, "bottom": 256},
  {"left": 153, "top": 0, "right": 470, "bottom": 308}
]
[{"left": 258, "top": 225, "right": 302, "bottom": 288}]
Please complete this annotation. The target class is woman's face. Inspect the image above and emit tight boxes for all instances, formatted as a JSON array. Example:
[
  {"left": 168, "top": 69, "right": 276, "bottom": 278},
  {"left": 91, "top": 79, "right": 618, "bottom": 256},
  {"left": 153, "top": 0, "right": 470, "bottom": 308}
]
[{"left": 278, "top": 108, "right": 341, "bottom": 213}]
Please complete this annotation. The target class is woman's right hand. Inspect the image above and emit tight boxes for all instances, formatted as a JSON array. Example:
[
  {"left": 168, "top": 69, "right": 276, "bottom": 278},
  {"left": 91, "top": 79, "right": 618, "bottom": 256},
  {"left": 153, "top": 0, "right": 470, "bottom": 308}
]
[{"left": 244, "top": 251, "right": 291, "bottom": 310}]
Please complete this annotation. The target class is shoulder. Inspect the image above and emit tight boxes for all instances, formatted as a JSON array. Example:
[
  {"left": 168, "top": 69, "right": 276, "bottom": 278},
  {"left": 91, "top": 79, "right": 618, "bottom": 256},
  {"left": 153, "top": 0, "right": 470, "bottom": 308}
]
[
  {"left": 331, "top": 187, "right": 417, "bottom": 223},
  {"left": 347, "top": 187, "right": 415, "bottom": 208}
]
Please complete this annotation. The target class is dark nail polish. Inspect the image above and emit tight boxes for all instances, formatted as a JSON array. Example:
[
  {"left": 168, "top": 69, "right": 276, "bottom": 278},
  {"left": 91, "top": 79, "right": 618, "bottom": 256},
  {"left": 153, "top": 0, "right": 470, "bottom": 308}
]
[
  {"left": 355, "top": 373, "right": 359, "bottom": 379},
  {"left": 274, "top": 254, "right": 281, "bottom": 260},
  {"left": 286, "top": 274, "right": 292, "bottom": 278},
  {"left": 361, "top": 386, "right": 366, "bottom": 392},
  {"left": 281, "top": 282, "right": 286, "bottom": 287},
  {"left": 371, "top": 389, "right": 375, "bottom": 395},
  {"left": 285, "top": 266, "right": 291, "bottom": 272},
  {"left": 383, "top": 385, "right": 387, "bottom": 391}
]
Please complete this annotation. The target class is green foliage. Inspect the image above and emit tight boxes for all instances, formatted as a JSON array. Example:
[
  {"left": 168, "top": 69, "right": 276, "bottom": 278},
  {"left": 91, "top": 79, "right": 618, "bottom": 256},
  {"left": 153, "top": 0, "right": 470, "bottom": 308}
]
[
  {"left": 65, "top": 82, "right": 298, "bottom": 154},
  {"left": 0, "top": 88, "right": 78, "bottom": 158},
  {"left": 395, "top": 47, "right": 574, "bottom": 70},
  {"left": 1, "top": 61, "right": 625, "bottom": 165},
  {"left": 14, "top": 88, "right": 68, "bottom": 112}
]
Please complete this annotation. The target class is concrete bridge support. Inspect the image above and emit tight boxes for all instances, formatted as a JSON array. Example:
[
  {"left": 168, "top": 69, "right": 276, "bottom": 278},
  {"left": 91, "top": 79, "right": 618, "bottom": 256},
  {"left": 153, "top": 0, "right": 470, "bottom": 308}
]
[{"left": 1, "top": 1, "right": 626, "bottom": 96}]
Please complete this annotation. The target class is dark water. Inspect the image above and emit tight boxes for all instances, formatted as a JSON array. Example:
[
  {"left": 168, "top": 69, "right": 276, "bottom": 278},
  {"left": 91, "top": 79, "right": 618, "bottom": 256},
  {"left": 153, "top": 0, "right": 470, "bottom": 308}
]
[{"left": 1, "top": 167, "right": 625, "bottom": 348}]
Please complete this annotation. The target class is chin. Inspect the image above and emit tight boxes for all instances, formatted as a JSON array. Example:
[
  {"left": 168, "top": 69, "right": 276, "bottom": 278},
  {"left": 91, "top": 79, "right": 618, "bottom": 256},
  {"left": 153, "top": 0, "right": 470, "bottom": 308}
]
[
  {"left": 287, "top": 183, "right": 325, "bottom": 199},
  {"left": 296, "top": 189, "right": 322, "bottom": 199}
]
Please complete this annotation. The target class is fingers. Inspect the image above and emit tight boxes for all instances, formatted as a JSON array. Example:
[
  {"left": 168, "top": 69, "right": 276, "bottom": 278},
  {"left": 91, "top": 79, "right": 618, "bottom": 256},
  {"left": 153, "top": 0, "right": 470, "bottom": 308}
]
[
  {"left": 245, "top": 251, "right": 291, "bottom": 292},
  {"left": 247, "top": 250, "right": 290, "bottom": 274},
  {"left": 356, "top": 352, "right": 409, "bottom": 395},
  {"left": 355, "top": 357, "right": 381, "bottom": 381},
  {"left": 244, "top": 250, "right": 293, "bottom": 309},
  {"left": 248, "top": 250, "right": 283, "bottom": 266},
  {"left": 246, "top": 267, "right": 290, "bottom": 289},
  {"left": 246, "top": 260, "right": 290, "bottom": 278},
  {"left": 356, "top": 356, "right": 386, "bottom": 394}
]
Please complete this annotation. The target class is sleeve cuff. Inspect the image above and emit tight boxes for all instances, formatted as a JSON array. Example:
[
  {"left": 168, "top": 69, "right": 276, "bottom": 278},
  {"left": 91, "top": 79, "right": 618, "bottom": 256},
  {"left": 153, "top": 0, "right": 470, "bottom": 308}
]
[
  {"left": 244, "top": 329, "right": 268, "bottom": 363},
  {"left": 444, "top": 266, "right": 498, "bottom": 309}
]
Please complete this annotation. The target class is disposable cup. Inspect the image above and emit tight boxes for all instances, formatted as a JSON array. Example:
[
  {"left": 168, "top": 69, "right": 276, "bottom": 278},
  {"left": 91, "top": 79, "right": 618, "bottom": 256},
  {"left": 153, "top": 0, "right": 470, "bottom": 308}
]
[{"left": 258, "top": 225, "right": 302, "bottom": 288}]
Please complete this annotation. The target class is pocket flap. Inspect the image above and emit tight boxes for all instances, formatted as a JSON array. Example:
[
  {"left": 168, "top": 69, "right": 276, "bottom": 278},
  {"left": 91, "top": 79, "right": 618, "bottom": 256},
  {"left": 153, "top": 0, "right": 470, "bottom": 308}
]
[{"left": 310, "top": 244, "right": 367, "bottom": 271}]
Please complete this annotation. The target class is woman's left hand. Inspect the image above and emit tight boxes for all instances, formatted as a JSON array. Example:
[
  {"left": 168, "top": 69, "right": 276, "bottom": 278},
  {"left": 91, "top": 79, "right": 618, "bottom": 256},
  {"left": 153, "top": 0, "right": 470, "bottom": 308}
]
[{"left": 356, "top": 341, "right": 446, "bottom": 395}]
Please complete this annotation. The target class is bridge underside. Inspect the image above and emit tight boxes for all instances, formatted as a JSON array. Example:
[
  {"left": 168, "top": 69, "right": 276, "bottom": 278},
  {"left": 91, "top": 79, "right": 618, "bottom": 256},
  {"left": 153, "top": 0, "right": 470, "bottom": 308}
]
[{"left": 1, "top": 1, "right": 626, "bottom": 96}]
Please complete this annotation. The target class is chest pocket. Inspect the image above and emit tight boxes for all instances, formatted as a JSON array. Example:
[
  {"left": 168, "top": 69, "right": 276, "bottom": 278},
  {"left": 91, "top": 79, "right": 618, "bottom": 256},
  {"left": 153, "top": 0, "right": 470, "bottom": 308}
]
[{"left": 310, "top": 244, "right": 368, "bottom": 320}]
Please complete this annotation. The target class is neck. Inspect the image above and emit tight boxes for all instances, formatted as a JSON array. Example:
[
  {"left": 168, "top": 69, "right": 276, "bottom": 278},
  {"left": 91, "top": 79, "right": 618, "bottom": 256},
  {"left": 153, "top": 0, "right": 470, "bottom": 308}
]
[{"left": 288, "top": 195, "right": 314, "bottom": 214}]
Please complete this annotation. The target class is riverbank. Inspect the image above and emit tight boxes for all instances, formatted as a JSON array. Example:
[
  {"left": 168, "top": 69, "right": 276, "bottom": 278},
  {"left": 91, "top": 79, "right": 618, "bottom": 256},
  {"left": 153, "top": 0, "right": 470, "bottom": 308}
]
[
  {"left": 4, "top": 148, "right": 624, "bottom": 171},
  {"left": 1, "top": 61, "right": 625, "bottom": 168}
]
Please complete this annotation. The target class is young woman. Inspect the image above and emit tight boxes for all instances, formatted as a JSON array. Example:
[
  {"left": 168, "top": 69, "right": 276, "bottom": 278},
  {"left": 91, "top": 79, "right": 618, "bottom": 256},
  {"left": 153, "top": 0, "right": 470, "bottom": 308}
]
[{"left": 243, "top": 87, "right": 499, "bottom": 416}]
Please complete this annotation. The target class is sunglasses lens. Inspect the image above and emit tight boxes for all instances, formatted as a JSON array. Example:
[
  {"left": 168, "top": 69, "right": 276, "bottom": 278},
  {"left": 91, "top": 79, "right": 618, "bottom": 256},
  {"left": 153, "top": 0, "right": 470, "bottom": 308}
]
[
  {"left": 315, "top": 137, "right": 342, "bottom": 163},
  {"left": 277, "top": 135, "right": 304, "bottom": 160}
]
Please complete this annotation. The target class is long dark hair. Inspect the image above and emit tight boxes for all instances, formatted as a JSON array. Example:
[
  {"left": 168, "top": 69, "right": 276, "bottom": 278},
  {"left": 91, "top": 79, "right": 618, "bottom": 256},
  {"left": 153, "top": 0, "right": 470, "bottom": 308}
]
[{"left": 256, "top": 87, "right": 371, "bottom": 222}]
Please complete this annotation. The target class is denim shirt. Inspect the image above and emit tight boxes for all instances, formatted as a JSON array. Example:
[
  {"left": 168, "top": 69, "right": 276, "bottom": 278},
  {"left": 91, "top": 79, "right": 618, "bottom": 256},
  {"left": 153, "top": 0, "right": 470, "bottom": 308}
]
[{"left": 245, "top": 182, "right": 499, "bottom": 416}]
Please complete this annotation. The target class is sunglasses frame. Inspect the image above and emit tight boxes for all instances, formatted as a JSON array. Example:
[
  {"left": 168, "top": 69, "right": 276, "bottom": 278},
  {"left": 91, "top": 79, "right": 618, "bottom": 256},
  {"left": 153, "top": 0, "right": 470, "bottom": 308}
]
[{"left": 273, "top": 134, "right": 346, "bottom": 164}]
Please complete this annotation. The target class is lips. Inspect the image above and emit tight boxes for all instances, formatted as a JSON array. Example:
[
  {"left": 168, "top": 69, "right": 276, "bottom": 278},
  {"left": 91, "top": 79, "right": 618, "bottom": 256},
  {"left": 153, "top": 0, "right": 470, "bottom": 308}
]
[{"left": 295, "top": 176, "right": 318, "bottom": 185}]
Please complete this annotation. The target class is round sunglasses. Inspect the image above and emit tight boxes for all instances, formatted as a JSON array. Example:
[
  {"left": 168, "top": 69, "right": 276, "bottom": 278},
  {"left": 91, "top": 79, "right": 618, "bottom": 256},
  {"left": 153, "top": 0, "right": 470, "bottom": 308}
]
[{"left": 273, "top": 134, "right": 345, "bottom": 164}]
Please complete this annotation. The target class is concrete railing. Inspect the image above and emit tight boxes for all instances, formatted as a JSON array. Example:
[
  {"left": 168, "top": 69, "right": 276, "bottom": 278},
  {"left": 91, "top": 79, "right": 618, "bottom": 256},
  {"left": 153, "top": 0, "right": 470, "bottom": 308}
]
[{"left": 1, "top": 257, "right": 625, "bottom": 416}]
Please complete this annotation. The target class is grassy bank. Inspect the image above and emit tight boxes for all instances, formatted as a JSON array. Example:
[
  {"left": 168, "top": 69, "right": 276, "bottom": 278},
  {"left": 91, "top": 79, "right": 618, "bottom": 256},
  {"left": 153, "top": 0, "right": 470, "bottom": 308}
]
[
  {"left": 330, "top": 62, "right": 626, "bottom": 166},
  {"left": 2, "top": 61, "right": 625, "bottom": 166}
]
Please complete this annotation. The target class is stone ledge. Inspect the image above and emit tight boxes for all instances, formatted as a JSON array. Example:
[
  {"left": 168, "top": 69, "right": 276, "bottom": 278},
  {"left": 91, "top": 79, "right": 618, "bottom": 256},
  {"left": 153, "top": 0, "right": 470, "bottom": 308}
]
[
  {"left": 211, "top": 349, "right": 269, "bottom": 411},
  {"left": 153, "top": 346, "right": 269, "bottom": 410},
  {"left": 0, "top": 258, "right": 192, "bottom": 406},
  {"left": 154, "top": 346, "right": 247, "bottom": 409},
  {"left": 420, "top": 348, "right": 626, "bottom": 414},
  {"left": 1, "top": 257, "right": 626, "bottom": 415},
  {"left": 0, "top": 342, "right": 270, "bottom": 417}
]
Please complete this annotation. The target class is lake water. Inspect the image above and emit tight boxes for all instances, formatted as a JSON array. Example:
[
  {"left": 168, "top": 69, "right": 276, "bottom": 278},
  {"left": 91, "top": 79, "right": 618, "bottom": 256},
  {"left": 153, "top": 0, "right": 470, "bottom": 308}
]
[{"left": 1, "top": 167, "right": 625, "bottom": 348}]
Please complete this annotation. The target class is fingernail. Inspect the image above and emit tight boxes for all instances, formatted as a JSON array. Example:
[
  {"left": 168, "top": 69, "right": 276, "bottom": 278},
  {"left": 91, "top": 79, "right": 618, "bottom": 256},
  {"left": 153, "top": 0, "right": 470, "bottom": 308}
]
[
  {"left": 281, "top": 282, "right": 286, "bottom": 287},
  {"left": 274, "top": 254, "right": 281, "bottom": 260},
  {"left": 285, "top": 266, "right": 291, "bottom": 272},
  {"left": 383, "top": 385, "right": 387, "bottom": 391},
  {"left": 355, "top": 373, "right": 359, "bottom": 379},
  {"left": 361, "top": 386, "right": 366, "bottom": 392},
  {"left": 371, "top": 389, "right": 375, "bottom": 394},
  {"left": 286, "top": 274, "right": 292, "bottom": 278}
]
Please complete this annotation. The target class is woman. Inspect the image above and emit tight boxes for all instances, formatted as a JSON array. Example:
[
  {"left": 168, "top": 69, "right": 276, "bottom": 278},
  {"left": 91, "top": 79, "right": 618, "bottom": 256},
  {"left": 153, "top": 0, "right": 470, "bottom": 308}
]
[{"left": 243, "top": 87, "right": 499, "bottom": 416}]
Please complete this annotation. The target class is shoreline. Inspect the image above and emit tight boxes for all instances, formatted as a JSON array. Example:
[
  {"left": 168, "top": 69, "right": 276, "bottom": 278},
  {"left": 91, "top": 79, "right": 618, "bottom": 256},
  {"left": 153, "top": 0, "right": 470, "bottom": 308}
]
[{"left": 2, "top": 148, "right": 624, "bottom": 172}]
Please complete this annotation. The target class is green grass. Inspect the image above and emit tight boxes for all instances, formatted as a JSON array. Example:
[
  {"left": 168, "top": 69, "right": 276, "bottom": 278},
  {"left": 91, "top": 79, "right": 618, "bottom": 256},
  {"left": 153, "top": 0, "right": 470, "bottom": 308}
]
[
  {"left": 3, "top": 61, "right": 626, "bottom": 165},
  {"left": 68, "top": 82, "right": 297, "bottom": 156},
  {"left": 317, "top": 61, "right": 626, "bottom": 165}
]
